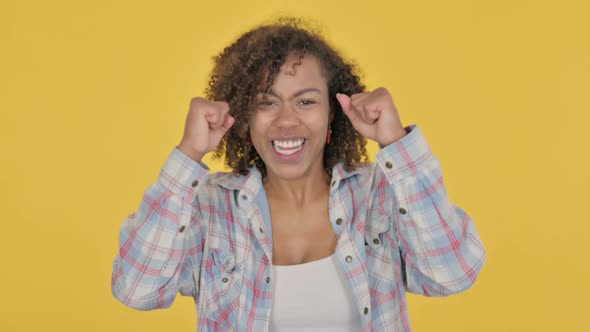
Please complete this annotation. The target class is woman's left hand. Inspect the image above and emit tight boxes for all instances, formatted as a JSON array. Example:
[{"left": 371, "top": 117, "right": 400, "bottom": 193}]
[{"left": 336, "top": 87, "right": 407, "bottom": 146}]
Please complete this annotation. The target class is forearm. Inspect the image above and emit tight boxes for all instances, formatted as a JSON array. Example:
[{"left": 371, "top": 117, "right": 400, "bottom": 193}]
[
  {"left": 377, "top": 125, "right": 486, "bottom": 296},
  {"left": 111, "top": 148, "right": 209, "bottom": 309},
  {"left": 393, "top": 166, "right": 486, "bottom": 296}
]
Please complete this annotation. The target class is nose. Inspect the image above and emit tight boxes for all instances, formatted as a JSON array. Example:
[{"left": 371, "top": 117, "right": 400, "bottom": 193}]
[{"left": 273, "top": 104, "right": 300, "bottom": 129}]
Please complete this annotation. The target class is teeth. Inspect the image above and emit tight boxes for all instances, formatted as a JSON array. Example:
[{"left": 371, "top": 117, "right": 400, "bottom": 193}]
[
  {"left": 274, "top": 145, "right": 303, "bottom": 155},
  {"left": 272, "top": 139, "right": 305, "bottom": 155},
  {"left": 273, "top": 139, "right": 304, "bottom": 148}
]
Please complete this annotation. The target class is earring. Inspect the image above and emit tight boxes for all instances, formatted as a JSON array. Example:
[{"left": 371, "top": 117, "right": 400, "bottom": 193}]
[{"left": 326, "top": 125, "right": 332, "bottom": 144}]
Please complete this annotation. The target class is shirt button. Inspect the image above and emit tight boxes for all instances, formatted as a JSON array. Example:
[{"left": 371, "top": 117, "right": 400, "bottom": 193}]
[
  {"left": 335, "top": 218, "right": 343, "bottom": 225},
  {"left": 222, "top": 277, "right": 229, "bottom": 283},
  {"left": 179, "top": 226, "right": 186, "bottom": 233},
  {"left": 385, "top": 161, "right": 393, "bottom": 169},
  {"left": 266, "top": 276, "right": 271, "bottom": 283},
  {"left": 373, "top": 238, "right": 380, "bottom": 245},
  {"left": 241, "top": 195, "right": 248, "bottom": 200},
  {"left": 191, "top": 180, "right": 199, "bottom": 187},
  {"left": 331, "top": 180, "right": 336, "bottom": 187},
  {"left": 399, "top": 207, "right": 407, "bottom": 214},
  {"left": 363, "top": 307, "right": 369, "bottom": 315},
  {"left": 345, "top": 255, "right": 353, "bottom": 263},
  {"left": 259, "top": 227, "right": 264, "bottom": 233}
]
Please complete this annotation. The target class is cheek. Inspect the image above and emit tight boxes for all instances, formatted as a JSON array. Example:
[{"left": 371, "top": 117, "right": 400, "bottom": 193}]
[
  {"left": 248, "top": 117, "right": 270, "bottom": 146},
  {"left": 248, "top": 116, "right": 262, "bottom": 136},
  {"left": 310, "top": 108, "right": 331, "bottom": 131}
]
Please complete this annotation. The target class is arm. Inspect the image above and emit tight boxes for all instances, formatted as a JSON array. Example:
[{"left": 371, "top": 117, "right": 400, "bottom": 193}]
[
  {"left": 375, "top": 125, "right": 487, "bottom": 296},
  {"left": 111, "top": 148, "right": 209, "bottom": 310}
]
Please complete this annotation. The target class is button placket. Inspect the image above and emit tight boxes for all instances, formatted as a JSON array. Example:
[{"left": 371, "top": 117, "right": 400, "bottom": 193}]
[
  {"left": 242, "top": 190, "right": 274, "bottom": 262},
  {"left": 366, "top": 235, "right": 383, "bottom": 249}
]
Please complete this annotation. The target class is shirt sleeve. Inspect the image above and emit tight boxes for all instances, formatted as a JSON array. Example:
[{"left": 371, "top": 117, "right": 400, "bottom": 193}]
[
  {"left": 111, "top": 148, "right": 210, "bottom": 310},
  {"left": 375, "top": 124, "right": 487, "bottom": 296}
]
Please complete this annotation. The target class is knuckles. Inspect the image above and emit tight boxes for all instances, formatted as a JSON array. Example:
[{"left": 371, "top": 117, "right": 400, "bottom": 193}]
[
  {"left": 350, "top": 87, "right": 393, "bottom": 110},
  {"left": 190, "top": 97, "right": 229, "bottom": 113},
  {"left": 190, "top": 96, "right": 206, "bottom": 105},
  {"left": 374, "top": 87, "right": 390, "bottom": 96},
  {"left": 214, "top": 101, "right": 230, "bottom": 112}
]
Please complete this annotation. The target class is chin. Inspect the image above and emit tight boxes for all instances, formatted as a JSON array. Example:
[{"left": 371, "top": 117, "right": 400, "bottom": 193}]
[{"left": 265, "top": 164, "right": 310, "bottom": 181}]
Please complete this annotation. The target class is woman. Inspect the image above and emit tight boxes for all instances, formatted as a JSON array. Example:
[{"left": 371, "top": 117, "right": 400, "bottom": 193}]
[{"left": 111, "top": 19, "right": 486, "bottom": 331}]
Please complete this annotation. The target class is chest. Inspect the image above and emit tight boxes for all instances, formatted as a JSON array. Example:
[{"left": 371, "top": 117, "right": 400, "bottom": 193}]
[
  {"left": 268, "top": 202, "right": 338, "bottom": 265},
  {"left": 269, "top": 255, "right": 362, "bottom": 330},
  {"left": 197, "top": 184, "right": 400, "bottom": 330}
]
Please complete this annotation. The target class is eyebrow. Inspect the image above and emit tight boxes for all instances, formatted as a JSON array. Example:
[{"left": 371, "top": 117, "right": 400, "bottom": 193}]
[{"left": 263, "top": 88, "right": 322, "bottom": 98}]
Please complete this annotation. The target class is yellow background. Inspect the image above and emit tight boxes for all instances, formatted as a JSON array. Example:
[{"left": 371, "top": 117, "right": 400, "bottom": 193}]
[{"left": 1, "top": 0, "right": 589, "bottom": 331}]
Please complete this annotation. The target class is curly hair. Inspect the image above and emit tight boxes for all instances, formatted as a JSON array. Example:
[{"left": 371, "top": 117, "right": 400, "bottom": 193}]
[{"left": 206, "top": 17, "right": 368, "bottom": 176}]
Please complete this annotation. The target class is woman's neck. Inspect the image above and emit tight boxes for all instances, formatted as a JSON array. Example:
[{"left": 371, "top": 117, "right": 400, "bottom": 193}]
[{"left": 263, "top": 168, "right": 330, "bottom": 207}]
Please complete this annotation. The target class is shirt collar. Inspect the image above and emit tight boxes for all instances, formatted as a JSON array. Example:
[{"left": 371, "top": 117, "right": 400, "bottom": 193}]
[
  {"left": 331, "top": 162, "right": 371, "bottom": 181},
  {"left": 209, "top": 162, "right": 370, "bottom": 191},
  {"left": 209, "top": 167, "right": 262, "bottom": 192}
]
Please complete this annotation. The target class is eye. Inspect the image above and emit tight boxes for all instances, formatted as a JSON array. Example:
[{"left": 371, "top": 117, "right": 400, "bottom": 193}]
[
  {"left": 257, "top": 100, "right": 278, "bottom": 108},
  {"left": 298, "top": 99, "right": 316, "bottom": 106}
]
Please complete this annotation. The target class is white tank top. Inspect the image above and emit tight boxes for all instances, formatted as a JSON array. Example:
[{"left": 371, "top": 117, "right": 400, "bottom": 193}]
[{"left": 269, "top": 254, "right": 362, "bottom": 331}]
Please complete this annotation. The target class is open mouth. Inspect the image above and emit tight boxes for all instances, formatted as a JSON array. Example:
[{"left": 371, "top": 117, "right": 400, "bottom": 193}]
[{"left": 272, "top": 138, "right": 305, "bottom": 156}]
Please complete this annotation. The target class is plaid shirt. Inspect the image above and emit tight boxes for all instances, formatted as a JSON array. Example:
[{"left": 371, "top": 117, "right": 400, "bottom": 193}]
[{"left": 111, "top": 124, "right": 486, "bottom": 331}]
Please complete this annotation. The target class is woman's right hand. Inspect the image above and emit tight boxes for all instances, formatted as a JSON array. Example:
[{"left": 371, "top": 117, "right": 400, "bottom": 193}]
[{"left": 177, "top": 97, "right": 235, "bottom": 162}]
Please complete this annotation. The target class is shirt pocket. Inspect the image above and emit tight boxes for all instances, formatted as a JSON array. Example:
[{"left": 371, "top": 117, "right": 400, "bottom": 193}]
[{"left": 202, "top": 248, "right": 245, "bottom": 327}]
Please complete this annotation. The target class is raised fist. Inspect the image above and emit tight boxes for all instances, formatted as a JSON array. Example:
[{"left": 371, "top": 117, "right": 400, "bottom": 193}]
[
  {"left": 177, "top": 97, "right": 235, "bottom": 161},
  {"left": 336, "top": 87, "right": 406, "bottom": 146}
]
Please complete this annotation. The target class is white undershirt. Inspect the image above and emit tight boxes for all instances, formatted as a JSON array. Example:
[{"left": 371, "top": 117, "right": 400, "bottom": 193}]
[{"left": 269, "top": 254, "right": 362, "bottom": 331}]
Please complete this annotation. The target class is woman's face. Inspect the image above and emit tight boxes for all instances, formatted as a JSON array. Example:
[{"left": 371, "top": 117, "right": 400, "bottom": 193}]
[{"left": 249, "top": 54, "right": 331, "bottom": 181}]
